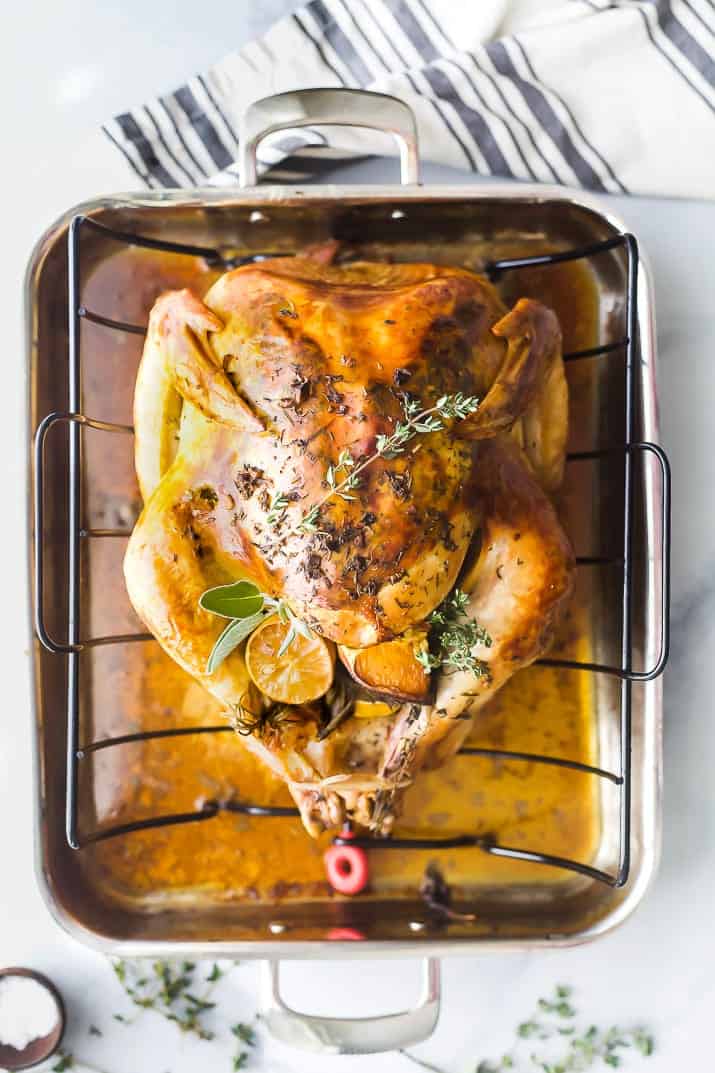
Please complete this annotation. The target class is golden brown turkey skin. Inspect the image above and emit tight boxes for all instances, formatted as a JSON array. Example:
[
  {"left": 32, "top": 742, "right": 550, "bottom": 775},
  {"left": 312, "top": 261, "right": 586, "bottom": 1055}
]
[
  {"left": 124, "top": 253, "right": 572, "bottom": 835},
  {"left": 367, "top": 436, "right": 576, "bottom": 831},
  {"left": 127, "top": 258, "right": 564, "bottom": 649}
]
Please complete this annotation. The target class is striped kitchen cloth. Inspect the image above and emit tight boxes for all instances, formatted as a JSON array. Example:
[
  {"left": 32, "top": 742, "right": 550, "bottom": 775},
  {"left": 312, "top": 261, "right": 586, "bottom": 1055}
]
[{"left": 103, "top": 0, "right": 714, "bottom": 198}]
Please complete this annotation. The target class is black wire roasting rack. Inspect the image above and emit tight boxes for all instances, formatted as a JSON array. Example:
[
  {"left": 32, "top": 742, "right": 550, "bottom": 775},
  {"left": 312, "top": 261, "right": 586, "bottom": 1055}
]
[{"left": 33, "top": 214, "right": 670, "bottom": 890}]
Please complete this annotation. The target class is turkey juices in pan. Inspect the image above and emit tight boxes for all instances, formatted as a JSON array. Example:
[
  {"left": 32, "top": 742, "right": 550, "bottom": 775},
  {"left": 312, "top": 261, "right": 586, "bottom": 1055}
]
[{"left": 124, "top": 245, "right": 574, "bottom": 837}]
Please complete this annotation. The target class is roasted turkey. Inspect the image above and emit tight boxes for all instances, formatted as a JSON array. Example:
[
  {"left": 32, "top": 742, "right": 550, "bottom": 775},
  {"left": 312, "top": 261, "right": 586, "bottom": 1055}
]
[{"left": 124, "top": 247, "right": 574, "bottom": 835}]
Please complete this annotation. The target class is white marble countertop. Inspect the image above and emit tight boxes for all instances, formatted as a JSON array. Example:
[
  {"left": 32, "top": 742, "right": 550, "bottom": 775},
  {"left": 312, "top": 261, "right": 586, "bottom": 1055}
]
[{"left": 2, "top": 2, "right": 713, "bottom": 1071}]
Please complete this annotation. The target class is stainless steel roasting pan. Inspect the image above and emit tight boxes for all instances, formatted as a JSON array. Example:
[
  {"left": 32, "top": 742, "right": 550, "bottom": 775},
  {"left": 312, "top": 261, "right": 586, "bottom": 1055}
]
[{"left": 26, "top": 89, "right": 669, "bottom": 1054}]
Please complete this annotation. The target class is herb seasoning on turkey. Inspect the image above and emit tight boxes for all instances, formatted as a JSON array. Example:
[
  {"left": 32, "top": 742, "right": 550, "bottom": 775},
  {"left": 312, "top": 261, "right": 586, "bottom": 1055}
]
[{"left": 124, "top": 246, "right": 574, "bottom": 836}]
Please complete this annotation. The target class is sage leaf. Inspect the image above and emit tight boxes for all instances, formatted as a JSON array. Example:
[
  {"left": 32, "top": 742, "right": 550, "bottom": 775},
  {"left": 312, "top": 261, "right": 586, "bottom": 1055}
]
[
  {"left": 206, "top": 611, "right": 267, "bottom": 673},
  {"left": 200, "top": 580, "right": 264, "bottom": 620}
]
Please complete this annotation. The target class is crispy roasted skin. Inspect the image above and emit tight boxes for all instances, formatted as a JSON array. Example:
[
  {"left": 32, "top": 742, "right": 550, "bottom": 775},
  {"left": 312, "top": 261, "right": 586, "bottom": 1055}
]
[{"left": 124, "top": 254, "right": 573, "bottom": 835}]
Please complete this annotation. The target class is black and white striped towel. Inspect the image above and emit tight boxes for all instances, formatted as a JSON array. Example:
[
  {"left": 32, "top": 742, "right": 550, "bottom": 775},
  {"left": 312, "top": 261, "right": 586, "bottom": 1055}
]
[{"left": 103, "top": 0, "right": 714, "bottom": 198}]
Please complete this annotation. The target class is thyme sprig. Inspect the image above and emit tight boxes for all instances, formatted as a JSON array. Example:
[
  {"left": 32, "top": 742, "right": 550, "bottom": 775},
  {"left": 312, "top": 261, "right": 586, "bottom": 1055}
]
[
  {"left": 401, "top": 984, "right": 654, "bottom": 1073},
  {"left": 477, "top": 985, "right": 654, "bottom": 1072},
  {"left": 289, "top": 392, "right": 479, "bottom": 534},
  {"left": 416, "top": 587, "right": 492, "bottom": 677},
  {"left": 232, "top": 1021, "right": 257, "bottom": 1070},
  {"left": 110, "top": 959, "right": 260, "bottom": 1068},
  {"left": 325, "top": 448, "right": 361, "bottom": 501},
  {"left": 51, "top": 1055, "right": 74, "bottom": 1073},
  {"left": 111, "top": 959, "right": 228, "bottom": 1040},
  {"left": 299, "top": 504, "right": 321, "bottom": 533},
  {"left": 266, "top": 491, "right": 290, "bottom": 526}
]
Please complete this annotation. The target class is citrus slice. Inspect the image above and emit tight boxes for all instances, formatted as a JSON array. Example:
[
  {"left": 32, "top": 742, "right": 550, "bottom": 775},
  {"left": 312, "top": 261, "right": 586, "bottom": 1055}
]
[
  {"left": 339, "top": 629, "right": 432, "bottom": 703},
  {"left": 352, "top": 698, "right": 400, "bottom": 719},
  {"left": 245, "top": 615, "right": 335, "bottom": 704}
]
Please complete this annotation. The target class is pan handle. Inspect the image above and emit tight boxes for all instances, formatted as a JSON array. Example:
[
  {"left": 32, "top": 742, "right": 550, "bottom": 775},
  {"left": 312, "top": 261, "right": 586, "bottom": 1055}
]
[
  {"left": 239, "top": 88, "right": 420, "bottom": 187},
  {"left": 259, "top": 957, "right": 440, "bottom": 1054},
  {"left": 33, "top": 411, "right": 134, "bottom": 654}
]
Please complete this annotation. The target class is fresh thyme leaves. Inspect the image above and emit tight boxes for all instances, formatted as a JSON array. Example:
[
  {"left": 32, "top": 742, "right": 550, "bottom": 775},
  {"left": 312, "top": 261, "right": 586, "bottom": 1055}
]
[
  {"left": 415, "top": 649, "right": 439, "bottom": 673},
  {"left": 417, "top": 587, "right": 492, "bottom": 677},
  {"left": 232, "top": 1021, "right": 257, "bottom": 1071},
  {"left": 266, "top": 491, "right": 290, "bottom": 526},
  {"left": 376, "top": 393, "right": 478, "bottom": 459},
  {"left": 290, "top": 392, "right": 479, "bottom": 536},
  {"left": 462, "top": 985, "right": 656, "bottom": 1073},
  {"left": 375, "top": 393, "right": 478, "bottom": 460},
  {"left": 327, "top": 449, "right": 356, "bottom": 486},
  {"left": 51, "top": 1055, "right": 74, "bottom": 1072},
  {"left": 435, "top": 393, "right": 482, "bottom": 420},
  {"left": 199, "top": 580, "right": 312, "bottom": 673},
  {"left": 110, "top": 960, "right": 259, "bottom": 1068},
  {"left": 326, "top": 456, "right": 361, "bottom": 501},
  {"left": 401, "top": 985, "right": 655, "bottom": 1073},
  {"left": 88, "top": 1023, "right": 102, "bottom": 1036},
  {"left": 633, "top": 1032, "right": 654, "bottom": 1057},
  {"left": 111, "top": 958, "right": 231, "bottom": 1040},
  {"left": 538, "top": 994, "right": 576, "bottom": 1018},
  {"left": 299, "top": 504, "right": 321, "bottom": 532},
  {"left": 232, "top": 1022, "right": 257, "bottom": 1045}
]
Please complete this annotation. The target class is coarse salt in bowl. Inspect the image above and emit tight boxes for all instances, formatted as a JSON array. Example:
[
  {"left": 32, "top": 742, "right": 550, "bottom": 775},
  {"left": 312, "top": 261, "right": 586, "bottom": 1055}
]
[{"left": 0, "top": 969, "right": 64, "bottom": 1070}]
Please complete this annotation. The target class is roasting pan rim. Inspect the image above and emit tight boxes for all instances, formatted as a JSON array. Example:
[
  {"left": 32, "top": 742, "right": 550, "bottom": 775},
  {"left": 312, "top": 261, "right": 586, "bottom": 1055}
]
[{"left": 26, "top": 181, "right": 663, "bottom": 954}]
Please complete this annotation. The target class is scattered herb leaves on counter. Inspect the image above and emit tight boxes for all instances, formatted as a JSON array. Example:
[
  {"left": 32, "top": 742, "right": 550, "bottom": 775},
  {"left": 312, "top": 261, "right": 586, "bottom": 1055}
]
[
  {"left": 289, "top": 391, "right": 480, "bottom": 535},
  {"left": 110, "top": 958, "right": 232, "bottom": 1040},
  {"left": 106, "top": 960, "right": 260, "bottom": 1069},
  {"left": 51, "top": 1055, "right": 74, "bottom": 1072},
  {"left": 232, "top": 1022, "right": 256, "bottom": 1046},
  {"left": 232, "top": 1021, "right": 257, "bottom": 1070},
  {"left": 88, "top": 1023, "right": 102, "bottom": 1036},
  {"left": 633, "top": 1032, "right": 655, "bottom": 1056},
  {"left": 538, "top": 992, "right": 576, "bottom": 1018},
  {"left": 400, "top": 984, "right": 654, "bottom": 1073},
  {"left": 199, "top": 580, "right": 313, "bottom": 673},
  {"left": 417, "top": 587, "right": 492, "bottom": 678}
]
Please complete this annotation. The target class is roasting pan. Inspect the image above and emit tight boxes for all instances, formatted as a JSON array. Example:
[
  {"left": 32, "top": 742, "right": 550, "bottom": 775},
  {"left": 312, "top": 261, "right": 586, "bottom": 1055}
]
[{"left": 26, "top": 89, "right": 669, "bottom": 1052}]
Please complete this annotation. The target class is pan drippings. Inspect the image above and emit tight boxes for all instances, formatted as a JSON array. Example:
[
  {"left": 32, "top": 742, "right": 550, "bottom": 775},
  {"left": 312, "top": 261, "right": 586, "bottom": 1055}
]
[{"left": 78, "top": 242, "right": 600, "bottom": 908}]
